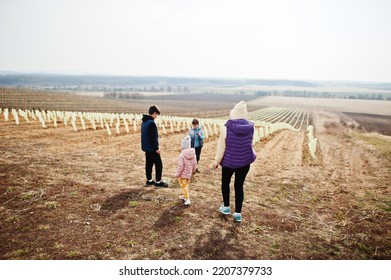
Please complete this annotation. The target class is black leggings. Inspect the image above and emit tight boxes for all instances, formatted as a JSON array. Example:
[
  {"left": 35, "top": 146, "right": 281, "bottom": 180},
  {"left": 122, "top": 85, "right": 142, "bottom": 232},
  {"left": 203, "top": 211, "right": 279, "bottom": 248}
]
[
  {"left": 221, "top": 165, "right": 250, "bottom": 213},
  {"left": 145, "top": 152, "right": 163, "bottom": 181}
]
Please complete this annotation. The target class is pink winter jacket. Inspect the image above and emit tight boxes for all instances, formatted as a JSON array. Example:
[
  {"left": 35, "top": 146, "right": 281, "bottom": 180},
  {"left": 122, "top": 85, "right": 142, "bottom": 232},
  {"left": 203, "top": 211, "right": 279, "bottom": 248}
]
[{"left": 175, "top": 148, "right": 197, "bottom": 179}]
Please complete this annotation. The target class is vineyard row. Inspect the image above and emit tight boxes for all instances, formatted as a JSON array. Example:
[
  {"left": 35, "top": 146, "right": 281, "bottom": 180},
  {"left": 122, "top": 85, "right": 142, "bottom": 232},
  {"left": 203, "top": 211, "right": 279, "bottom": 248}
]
[{"left": 1, "top": 107, "right": 316, "bottom": 153}]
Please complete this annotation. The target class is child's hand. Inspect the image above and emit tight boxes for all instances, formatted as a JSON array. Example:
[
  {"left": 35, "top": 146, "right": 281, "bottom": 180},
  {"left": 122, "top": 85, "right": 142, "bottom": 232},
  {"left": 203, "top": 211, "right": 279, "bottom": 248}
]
[{"left": 212, "top": 162, "right": 219, "bottom": 169}]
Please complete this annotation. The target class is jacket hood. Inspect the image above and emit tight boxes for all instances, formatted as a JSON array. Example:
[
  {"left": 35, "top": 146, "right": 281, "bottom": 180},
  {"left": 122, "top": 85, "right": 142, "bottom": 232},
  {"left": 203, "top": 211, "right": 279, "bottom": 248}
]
[
  {"left": 142, "top": 114, "right": 154, "bottom": 122},
  {"left": 226, "top": 119, "right": 254, "bottom": 136},
  {"left": 181, "top": 148, "right": 196, "bottom": 160},
  {"left": 230, "top": 101, "right": 248, "bottom": 120}
]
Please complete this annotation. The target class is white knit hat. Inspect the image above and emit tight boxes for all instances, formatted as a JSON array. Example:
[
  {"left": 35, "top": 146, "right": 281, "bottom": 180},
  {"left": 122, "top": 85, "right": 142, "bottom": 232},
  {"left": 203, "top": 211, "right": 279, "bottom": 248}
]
[
  {"left": 229, "top": 101, "right": 248, "bottom": 120},
  {"left": 181, "top": 135, "right": 191, "bottom": 150}
]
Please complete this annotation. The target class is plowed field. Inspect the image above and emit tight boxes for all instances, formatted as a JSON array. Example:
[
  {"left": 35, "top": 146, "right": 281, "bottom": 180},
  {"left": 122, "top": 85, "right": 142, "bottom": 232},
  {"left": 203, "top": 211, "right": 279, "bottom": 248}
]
[{"left": 1, "top": 96, "right": 390, "bottom": 259}]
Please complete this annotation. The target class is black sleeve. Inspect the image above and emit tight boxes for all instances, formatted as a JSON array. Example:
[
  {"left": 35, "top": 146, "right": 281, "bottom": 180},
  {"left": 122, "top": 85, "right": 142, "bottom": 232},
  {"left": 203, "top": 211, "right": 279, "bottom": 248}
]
[{"left": 148, "top": 122, "right": 159, "bottom": 151}]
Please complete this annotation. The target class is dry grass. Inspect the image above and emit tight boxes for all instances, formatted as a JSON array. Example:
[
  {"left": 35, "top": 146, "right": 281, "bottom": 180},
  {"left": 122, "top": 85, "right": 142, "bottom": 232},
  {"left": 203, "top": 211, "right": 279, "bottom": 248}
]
[{"left": 0, "top": 98, "right": 390, "bottom": 260}]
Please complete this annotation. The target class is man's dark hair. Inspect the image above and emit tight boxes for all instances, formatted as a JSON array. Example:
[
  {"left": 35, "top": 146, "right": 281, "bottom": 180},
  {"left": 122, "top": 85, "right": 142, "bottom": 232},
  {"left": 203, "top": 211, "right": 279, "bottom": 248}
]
[{"left": 148, "top": 105, "right": 161, "bottom": 115}]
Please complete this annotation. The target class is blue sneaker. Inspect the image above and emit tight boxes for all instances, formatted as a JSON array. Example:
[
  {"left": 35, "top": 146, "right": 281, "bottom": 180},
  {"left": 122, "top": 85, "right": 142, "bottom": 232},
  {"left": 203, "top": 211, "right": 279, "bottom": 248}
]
[
  {"left": 233, "top": 212, "right": 242, "bottom": 222},
  {"left": 219, "top": 205, "right": 231, "bottom": 215}
]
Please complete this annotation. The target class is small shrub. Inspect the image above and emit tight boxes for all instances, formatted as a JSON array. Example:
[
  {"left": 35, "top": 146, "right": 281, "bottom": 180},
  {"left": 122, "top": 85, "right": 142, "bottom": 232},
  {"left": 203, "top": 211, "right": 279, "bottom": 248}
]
[
  {"left": 7, "top": 215, "right": 19, "bottom": 223},
  {"left": 45, "top": 201, "right": 57, "bottom": 210},
  {"left": 53, "top": 242, "right": 64, "bottom": 249},
  {"left": 129, "top": 201, "right": 138, "bottom": 207},
  {"left": 38, "top": 225, "right": 50, "bottom": 230}
]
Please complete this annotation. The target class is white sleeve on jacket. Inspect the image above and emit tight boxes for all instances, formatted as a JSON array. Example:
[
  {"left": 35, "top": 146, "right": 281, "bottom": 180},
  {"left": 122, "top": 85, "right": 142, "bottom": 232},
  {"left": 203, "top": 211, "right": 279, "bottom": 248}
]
[{"left": 214, "top": 126, "right": 227, "bottom": 164}]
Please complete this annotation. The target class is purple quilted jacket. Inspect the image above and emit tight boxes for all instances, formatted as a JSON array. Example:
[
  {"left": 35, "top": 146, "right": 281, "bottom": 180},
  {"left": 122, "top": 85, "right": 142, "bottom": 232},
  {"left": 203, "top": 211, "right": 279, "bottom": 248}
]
[{"left": 221, "top": 119, "right": 256, "bottom": 169}]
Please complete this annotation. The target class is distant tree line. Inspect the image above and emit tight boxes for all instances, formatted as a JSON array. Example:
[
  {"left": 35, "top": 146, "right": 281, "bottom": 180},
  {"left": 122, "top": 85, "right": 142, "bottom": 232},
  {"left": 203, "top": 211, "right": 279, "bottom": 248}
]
[
  {"left": 103, "top": 92, "right": 145, "bottom": 100},
  {"left": 103, "top": 86, "right": 191, "bottom": 100},
  {"left": 347, "top": 94, "right": 389, "bottom": 100}
]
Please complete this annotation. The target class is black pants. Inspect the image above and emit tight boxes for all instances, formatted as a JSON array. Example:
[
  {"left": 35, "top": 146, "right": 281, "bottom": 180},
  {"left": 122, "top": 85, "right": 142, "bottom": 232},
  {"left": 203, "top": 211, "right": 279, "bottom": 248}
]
[
  {"left": 195, "top": 146, "right": 202, "bottom": 163},
  {"left": 145, "top": 152, "right": 162, "bottom": 182},
  {"left": 221, "top": 165, "right": 250, "bottom": 213}
]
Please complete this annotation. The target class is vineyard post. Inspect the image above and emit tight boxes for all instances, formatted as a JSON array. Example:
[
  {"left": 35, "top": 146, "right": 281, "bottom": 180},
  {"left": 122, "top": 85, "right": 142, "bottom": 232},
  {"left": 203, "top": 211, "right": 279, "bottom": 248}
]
[
  {"left": 308, "top": 138, "right": 317, "bottom": 159},
  {"left": 42, "top": 110, "right": 47, "bottom": 122},
  {"left": 264, "top": 126, "right": 269, "bottom": 135},
  {"left": 80, "top": 115, "right": 86, "bottom": 130},
  {"left": 64, "top": 112, "right": 70, "bottom": 126},
  {"left": 30, "top": 110, "right": 36, "bottom": 121},
  {"left": 110, "top": 116, "right": 114, "bottom": 127},
  {"left": 12, "top": 109, "right": 19, "bottom": 125},
  {"left": 259, "top": 127, "right": 264, "bottom": 139},
  {"left": 105, "top": 123, "right": 112, "bottom": 136},
  {"left": 71, "top": 120, "right": 77, "bottom": 132},
  {"left": 213, "top": 123, "right": 218, "bottom": 136},
  {"left": 124, "top": 119, "right": 129, "bottom": 133},
  {"left": 91, "top": 117, "right": 97, "bottom": 130},
  {"left": 53, "top": 115, "right": 58, "bottom": 128},
  {"left": 253, "top": 128, "right": 260, "bottom": 144},
  {"left": 307, "top": 125, "right": 317, "bottom": 159},
  {"left": 204, "top": 123, "right": 209, "bottom": 136},
  {"left": 48, "top": 111, "right": 53, "bottom": 124},
  {"left": 162, "top": 124, "right": 166, "bottom": 135}
]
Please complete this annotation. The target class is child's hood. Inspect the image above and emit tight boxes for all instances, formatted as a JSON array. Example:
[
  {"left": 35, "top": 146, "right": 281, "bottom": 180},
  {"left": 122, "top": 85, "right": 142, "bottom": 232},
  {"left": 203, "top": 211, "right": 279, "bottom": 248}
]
[{"left": 181, "top": 148, "right": 196, "bottom": 160}]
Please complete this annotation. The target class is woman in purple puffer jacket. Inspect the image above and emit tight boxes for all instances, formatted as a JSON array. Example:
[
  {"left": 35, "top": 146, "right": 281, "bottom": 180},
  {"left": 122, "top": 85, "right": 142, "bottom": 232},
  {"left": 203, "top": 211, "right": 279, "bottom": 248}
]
[{"left": 213, "top": 101, "right": 257, "bottom": 223}]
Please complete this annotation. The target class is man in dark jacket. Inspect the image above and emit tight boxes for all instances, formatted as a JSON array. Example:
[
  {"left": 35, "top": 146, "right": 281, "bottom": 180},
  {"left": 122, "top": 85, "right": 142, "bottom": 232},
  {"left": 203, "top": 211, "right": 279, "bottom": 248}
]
[{"left": 141, "top": 105, "right": 168, "bottom": 188}]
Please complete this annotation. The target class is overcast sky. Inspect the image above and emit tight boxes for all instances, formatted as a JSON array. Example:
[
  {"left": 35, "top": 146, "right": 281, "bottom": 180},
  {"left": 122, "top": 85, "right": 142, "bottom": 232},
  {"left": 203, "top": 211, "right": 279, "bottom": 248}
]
[{"left": 1, "top": 0, "right": 390, "bottom": 82}]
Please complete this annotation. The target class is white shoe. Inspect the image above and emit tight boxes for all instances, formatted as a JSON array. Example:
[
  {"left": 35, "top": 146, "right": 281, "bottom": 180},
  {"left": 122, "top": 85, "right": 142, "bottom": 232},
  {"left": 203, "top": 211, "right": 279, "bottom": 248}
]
[
  {"left": 184, "top": 199, "right": 191, "bottom": 205},
  {"left": 179, "top": 195, "right": 185, "bottom": 201}
]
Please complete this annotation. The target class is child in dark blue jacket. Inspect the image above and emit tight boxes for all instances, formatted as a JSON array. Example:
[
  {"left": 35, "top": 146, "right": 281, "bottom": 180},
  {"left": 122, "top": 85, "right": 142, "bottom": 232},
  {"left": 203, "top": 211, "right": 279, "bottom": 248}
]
[{"left": 141, "top": 105, "right": 168, "bottom": 188}]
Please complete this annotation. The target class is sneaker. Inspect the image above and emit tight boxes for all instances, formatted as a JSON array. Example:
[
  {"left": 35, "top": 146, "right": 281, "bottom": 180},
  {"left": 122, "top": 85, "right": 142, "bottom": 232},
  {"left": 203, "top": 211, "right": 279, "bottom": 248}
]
[
  {"left": 155, "top": 181, "right": 168, "bottom": 188},
  {"left": 195, "top": 168, "right": 200, "bottom": 173},
  {"left": 233, "top": 212, "right": 242, "bottom": 223},
  {"left": 179, "top": 195, "right": 185, "bottom": 201},
  {"left": 145, "top": 180, "right": 156, "bottom": 186},
  {"left": 184, "top": 199, "right": 191, "bottom": 205},
  {"left": 219, "top": 205, "right": 231, "bottom": 215}
]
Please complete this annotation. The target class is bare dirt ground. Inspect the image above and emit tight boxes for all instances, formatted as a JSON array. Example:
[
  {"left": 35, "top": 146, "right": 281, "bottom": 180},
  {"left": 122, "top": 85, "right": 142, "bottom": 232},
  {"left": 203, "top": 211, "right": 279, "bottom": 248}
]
[
  {"left": 0, "top": 107, "right": 390, "bottom": 260},
  {"left": 341, "top": 112, "right": 391, "bottom": 136}
]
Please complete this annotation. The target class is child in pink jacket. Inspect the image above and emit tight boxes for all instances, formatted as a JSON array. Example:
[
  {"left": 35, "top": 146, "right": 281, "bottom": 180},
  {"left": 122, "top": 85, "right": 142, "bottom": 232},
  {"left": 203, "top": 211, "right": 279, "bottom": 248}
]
[{"left": 175, "top": 135, "right": 197, "bottom": 205}]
